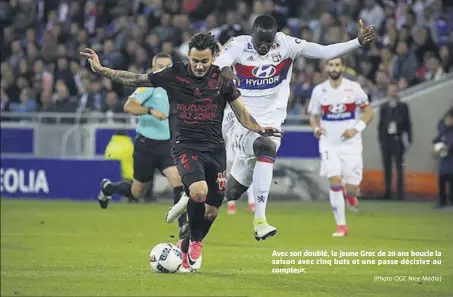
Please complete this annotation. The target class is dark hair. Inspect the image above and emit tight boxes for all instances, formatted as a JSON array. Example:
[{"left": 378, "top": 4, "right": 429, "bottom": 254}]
[
  {"left": 328, "top": 56, "right": 345, "bottom": 65},
  {"left": 188, "top": 33, "right": 219, "bottom": 54},
  {"left": 252, "top": 15, "right": 278, "bottom": 31},
  {"left": 444, "top": 108, "right": 453, "bottom": 119}
]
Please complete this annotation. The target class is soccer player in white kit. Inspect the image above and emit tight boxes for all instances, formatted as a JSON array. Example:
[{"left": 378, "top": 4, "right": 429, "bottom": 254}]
[
  {"left": 308, "top": 57, "right": 374, "bottom": 237},
  {"left": 166, "top": 15, "right": 376, "bottom": 241}
]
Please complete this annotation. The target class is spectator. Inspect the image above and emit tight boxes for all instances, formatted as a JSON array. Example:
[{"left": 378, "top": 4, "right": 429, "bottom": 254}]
[
  {"left": 1, "top": 88, "right": 10, "bottom": 114},
  {"left": 218, "top": 11, "right": 245, "bottom": 45},
  {"left": 378, "top": 82, "right": 412, "bottom": 200},
  {"left": 9, "top": 88, "right": 38, "bottom": 116},
  {"left": 103, "top": 90, "right": 124, "bottom": 123},
  {"left": 433, "top": 109, "right": 453, "bottom": 208},
  {"left": 0, "top": 0, "right": 452, "bottom": 124},
  {"left": 389, "top": 41, "right": 419, "bottom": 85},
  {"left": 359, "top": 0, "right": 385, "bottom": 31},
  {"left": 424, "top": 54, "right": 446, "bottom": 81},
  {"left": 32, "top": 58, "right": 54, "bottom": 101},
  {"left": 439, "top": 45, "right": 453, "bottom": 73},
  {"left": 370, "top": 70, "right": 389, "bottom": 101},
  {"left": 411, "top": 26, "right": 438, "bottom": 66},
  {"left": 152, "top": 13, "right": 176, "bottom": 43},
  {"left": 8, "top": 40, "right": 24, "bottom": 70}
]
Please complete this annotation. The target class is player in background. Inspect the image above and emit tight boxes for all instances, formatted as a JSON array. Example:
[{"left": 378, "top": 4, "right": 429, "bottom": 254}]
[
  {"left": 167, "top": 15, "right": 376, "bottom": 241},
  {"left": 307, "top": 57, "right": 374, "bottom": 237},
  {"left": 97, "top": 53, "right": 189, "bottom": 239},
  {"left": 81, "top": 33, "right": 280, "bottom": 272}
]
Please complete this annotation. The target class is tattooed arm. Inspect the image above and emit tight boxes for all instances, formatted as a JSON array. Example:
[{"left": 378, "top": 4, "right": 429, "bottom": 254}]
[
  {"left": 97, "top": 68, "right": 152, "bottom": 87},
  {"left": 80, "top": 48, "right": 152, "bottom": 87}
]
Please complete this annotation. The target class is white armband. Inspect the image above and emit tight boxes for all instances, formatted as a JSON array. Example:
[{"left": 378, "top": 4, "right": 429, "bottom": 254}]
[{"left": 354, "top": 120, "right": 367, "bottom": 132}]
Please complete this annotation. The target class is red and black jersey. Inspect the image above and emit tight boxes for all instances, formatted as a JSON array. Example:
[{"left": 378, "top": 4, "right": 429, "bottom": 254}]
[{"left": 148, "top": 62, "right": 240, "bottom": 152}]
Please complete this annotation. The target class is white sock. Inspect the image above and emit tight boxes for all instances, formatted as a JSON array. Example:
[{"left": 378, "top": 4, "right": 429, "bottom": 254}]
[
  {"left": 247, "top": 185, "right": 254, "bottom": 204},
  {"left": 253, "top": 157, "right": 275, "bottom": 219},
  {"left": 227, "top": 200, "right": 236, "bottom": 206},
  {"left": 329, "top": 185, "right": 346, "bottom": 226}
]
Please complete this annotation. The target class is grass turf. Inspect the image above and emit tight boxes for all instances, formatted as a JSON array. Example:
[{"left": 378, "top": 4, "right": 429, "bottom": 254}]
[{"left": 1, "top": 198, "right": 452, "bottom": 297}]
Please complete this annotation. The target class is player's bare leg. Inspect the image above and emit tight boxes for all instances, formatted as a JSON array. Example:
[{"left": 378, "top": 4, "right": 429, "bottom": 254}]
[
  {"left": 163, "top": 166, "right": 189, "bottom": 239},
  {"left": 251, "top": 137, "right": 277, "bottom": 240},
  {"left": 329, "top": 176, "right": 348, "bottom": 237},
  {"left": 344, "top": 183, "right": 360, "bottom": 212}
]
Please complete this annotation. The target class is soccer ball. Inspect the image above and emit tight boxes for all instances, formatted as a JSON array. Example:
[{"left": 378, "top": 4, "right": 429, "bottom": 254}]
[{"left": 149, "top": 243, "right": 183, "bottom": 273}]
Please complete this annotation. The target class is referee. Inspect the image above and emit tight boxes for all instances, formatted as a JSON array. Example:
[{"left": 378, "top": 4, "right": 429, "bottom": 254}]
[{"left": 97, "top": 53, "right": 188, "bottom": 239}]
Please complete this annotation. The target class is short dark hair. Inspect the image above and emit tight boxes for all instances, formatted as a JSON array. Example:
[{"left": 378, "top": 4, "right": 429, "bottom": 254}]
[
  {"left": 252, "top": 15, "right": 278, "bottom": 31},
  {"left": 188, "top": 33, "right": 219, "bottom": 55},
  {"left": 444, "top": 108, "right": 453, "bottom": 119},
  {"left": 328, "top": 56, "right": 345, "bottom": 65}
]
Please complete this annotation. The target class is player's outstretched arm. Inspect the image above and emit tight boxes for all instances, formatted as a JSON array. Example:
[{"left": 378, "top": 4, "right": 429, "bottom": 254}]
[
  {"left": 229, "top": 98, "right": 282, "bottom": 137},
  {"left": 80, "top": 48, "right": 152, "bottom": 87},
  {"left": 295, "top": 19, "right": 375, "bottom": 60}
]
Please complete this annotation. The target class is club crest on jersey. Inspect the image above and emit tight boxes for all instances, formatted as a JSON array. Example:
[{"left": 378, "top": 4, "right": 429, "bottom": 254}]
[
  {"left": 216, "top": 171, "right": 227, "bottom": 192},
  {"left": 252, "top": 65, "right": 276, "bottom": 78},
  {"left": 271, "top": 53, "right": 282, "bottom": 62}
]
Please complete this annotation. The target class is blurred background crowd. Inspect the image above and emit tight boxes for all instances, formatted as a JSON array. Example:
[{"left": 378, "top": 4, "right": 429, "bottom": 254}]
[{"left": 1, "top": 0, "right": 453, "bottom": 123}]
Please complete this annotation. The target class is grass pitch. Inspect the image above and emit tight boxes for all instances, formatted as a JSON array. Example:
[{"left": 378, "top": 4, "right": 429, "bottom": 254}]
[{"left": 1, "top": 198, "right": 452, "bottom": 297}]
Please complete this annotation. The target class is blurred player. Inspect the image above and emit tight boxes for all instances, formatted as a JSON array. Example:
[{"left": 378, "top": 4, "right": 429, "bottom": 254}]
[
  {"left": 81, "top": 33, "right": 280, "bottom": 272},
  {"left": 167, "top": 15, "right": 376, "bottom": 241},
  {"left": 307, "top": 57, "right": 374, "bottom": 237},
  {"left": 96, "top": 53, "right": 189, "bottom": 239}
]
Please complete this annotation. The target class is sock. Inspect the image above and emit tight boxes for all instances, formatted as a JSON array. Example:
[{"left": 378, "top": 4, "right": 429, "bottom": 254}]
[
  {"left": 330, "top": 185, "right": 346, "bottom": 226},
  {"left": 173, "top": 186, "right": 187, "bottom": 227},
  {"left": 187, "top": 199, "right": 206, "bottom": 242},
  {"left": 247, "top": 186, "right": 254, "bottom": 204},
  {"left": 253, "top": 156, "right": 275, "bottom": 219},
  {"left": 104, "top": 181, "right": 134, "bottom": 199},
  {"left": 200, "top": 217, "right": 214, "bottom": 241},
  {"left": 227, "top": 201, "right": 236, "bottom": 206},
  {"left": 180, "top": 237, "right": 190, "bottom": 253}
]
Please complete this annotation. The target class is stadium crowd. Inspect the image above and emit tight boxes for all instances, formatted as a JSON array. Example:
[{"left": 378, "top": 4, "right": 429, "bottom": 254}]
[{"left": 1, "top": 0, "right": 452, "bottom": 123}]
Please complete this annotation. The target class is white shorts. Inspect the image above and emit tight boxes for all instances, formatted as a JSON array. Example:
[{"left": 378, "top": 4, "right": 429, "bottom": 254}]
[
  {"left": 222, "top": 110, "right": 237, "bottom": 175},
  {"left": 319, "top": 149, "right": 363, "bottom": 185},
  {"left": 226, "top": 120, "right": 281, "bottom": 187}
]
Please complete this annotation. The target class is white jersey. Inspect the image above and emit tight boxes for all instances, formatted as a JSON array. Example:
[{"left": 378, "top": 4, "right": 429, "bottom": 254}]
[
  {"left": 307, "top": 78, "right": 369, "bottom": 153},
  {"left": 215, "top": 33, "right": 308, "bottom": 127},
  {"left": 215, "top": 33, "right": 362, "bottom": 127}
]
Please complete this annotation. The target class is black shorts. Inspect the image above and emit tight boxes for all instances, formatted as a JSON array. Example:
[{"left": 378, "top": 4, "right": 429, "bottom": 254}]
[
  {"left": 133, "top": 134, "right": 174, "bottom": 183},
  {"left": 172, "top": 148, "right": 226, "bottom": 208}
]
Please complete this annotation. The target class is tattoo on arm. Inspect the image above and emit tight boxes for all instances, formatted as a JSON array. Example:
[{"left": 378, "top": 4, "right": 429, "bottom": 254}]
[{"left": 99, "top": 68, "right": 152, "bottom": 87}]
